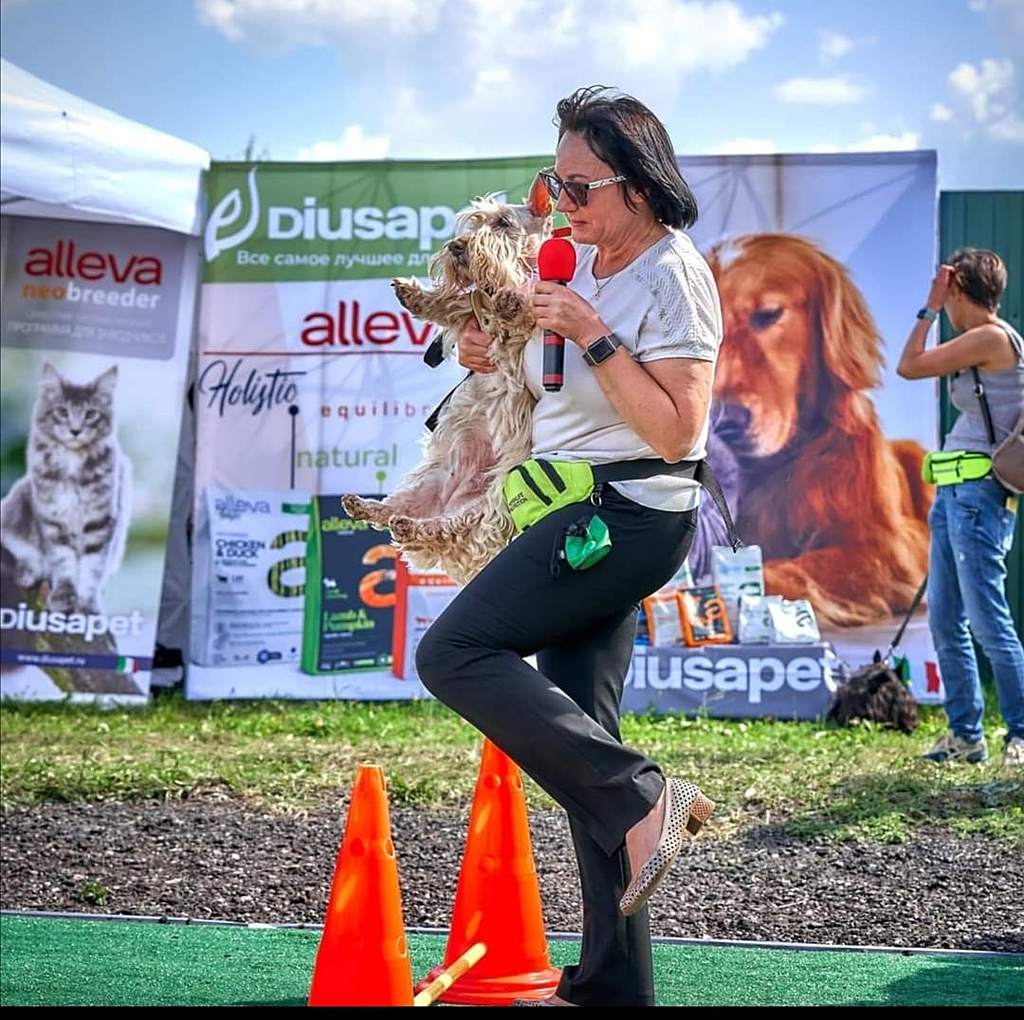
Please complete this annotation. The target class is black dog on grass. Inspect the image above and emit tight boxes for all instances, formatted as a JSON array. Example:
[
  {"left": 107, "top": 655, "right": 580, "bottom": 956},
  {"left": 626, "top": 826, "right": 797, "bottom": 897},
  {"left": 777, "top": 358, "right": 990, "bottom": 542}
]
[{"left": 828, "top": 657, "right": 919, "bottom": 734}]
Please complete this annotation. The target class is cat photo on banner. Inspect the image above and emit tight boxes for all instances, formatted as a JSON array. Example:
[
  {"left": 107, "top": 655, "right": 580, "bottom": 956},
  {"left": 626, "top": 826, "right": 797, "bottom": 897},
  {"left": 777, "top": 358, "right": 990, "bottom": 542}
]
[
  {"left": 2, "top": 362, "right": 131, "bottom": 614},
  {"left": 0, "top": 361, "right": 134, "bottom": 691}
]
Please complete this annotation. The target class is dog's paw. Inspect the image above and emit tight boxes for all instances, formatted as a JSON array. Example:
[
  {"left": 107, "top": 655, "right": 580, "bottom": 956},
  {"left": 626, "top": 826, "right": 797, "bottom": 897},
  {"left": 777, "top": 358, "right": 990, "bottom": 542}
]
[
  {"left": 342, "top": 494, "right": 370, "bottom": 519},
  {"left": 493, "top": 287, "right": 525, "bottom": 321},
  {"left": 392, "top": 277, "right": 427, "bottom": 315},
  {"left": 388, "top": 515, "right": 417, "bottom": 544}
]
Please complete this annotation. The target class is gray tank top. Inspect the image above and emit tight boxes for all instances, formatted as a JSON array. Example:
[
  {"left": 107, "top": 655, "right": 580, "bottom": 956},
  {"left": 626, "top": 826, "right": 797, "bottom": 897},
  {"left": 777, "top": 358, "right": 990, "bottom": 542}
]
[{"left": 943, "top": 318, "right": 1024, "bottom": 454}]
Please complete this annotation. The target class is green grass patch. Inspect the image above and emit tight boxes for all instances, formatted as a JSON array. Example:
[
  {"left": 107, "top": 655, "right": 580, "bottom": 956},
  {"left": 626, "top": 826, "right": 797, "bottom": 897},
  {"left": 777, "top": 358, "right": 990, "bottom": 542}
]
[{"left": 2, "top": 690, "right": 1021, "bottom": 845}]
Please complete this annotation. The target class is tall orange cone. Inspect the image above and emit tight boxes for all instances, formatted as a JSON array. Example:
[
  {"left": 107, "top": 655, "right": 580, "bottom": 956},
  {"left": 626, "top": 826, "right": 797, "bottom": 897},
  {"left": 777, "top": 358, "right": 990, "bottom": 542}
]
[
  {"left": 308, "top": 763, "right": 414, "bottom": 1007},
  {"left": 417, "top": 739, "right": 562, "bottom": 1005}
]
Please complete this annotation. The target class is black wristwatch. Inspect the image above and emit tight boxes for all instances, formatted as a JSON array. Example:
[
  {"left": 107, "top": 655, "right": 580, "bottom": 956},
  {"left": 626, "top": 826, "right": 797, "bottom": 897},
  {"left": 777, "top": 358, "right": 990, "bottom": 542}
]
[
  {"left": 916, "top": 307, "right": 939, "bottom": 322},
  {"left": 582, "top": 333, "right": 623, "bottom": 367}
]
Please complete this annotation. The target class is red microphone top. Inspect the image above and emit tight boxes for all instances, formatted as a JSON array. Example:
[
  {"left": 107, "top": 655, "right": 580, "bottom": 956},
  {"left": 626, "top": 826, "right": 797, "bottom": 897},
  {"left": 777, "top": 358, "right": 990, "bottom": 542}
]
[{"left": 537, "top": 237, "right": 577, "bottom": 283}]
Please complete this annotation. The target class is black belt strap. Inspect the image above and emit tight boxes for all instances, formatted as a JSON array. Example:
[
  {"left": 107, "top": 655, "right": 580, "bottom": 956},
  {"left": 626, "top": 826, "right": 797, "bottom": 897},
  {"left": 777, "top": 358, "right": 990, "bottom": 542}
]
[{"left": 592, "top": 458, "right": 742, "bottom": 551}]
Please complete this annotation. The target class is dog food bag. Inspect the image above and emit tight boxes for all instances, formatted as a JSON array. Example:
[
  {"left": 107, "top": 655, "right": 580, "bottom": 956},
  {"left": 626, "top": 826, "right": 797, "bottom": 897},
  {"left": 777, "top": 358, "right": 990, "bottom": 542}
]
[
  {"left": 768, "top": 598, "right": 821, "bottom": 644},
  {"left": 191, "top": 487, "right": 310, "bottom": 668},
  {"left": 738, "top": 594, "right": 783, "bottom": 644},
  {"left": 677, "top": 585, "right": 733, "bottom": 646},
  {"left": 711, "top": 544, "right": 764, "bottom": 633},
  {"left": 642, "top": 592, "right": 685, "bottom": 646},
  {"left": 392, "top": 560, "right": 461, "bottom": 681},
  {"left": 301, "top": 495, "right": 398, "bottom": 675}
]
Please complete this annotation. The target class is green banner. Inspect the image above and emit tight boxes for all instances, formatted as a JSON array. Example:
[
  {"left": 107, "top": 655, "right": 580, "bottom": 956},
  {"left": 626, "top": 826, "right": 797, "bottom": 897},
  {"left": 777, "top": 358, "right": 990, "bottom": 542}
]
[{"left": 203, "top": 157, "right": 550, "bottom": 284}]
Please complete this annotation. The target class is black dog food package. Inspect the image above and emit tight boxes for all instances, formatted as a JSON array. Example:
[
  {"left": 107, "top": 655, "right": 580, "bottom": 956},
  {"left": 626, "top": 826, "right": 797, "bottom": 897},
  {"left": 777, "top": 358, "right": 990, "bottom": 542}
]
[{"left": 301, "top": 495, "right": 396, "bottom": 675}]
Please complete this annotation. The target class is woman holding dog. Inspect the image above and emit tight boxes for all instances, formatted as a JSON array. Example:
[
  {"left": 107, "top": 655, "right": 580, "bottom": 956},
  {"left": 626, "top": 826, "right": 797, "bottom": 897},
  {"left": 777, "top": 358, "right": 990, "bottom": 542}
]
[
  {"left": 897, "top": 248, "right": 1024, "bottom": 769},
  {"left": 416, "top": 86, "right": 724, "bottom": 1007}
]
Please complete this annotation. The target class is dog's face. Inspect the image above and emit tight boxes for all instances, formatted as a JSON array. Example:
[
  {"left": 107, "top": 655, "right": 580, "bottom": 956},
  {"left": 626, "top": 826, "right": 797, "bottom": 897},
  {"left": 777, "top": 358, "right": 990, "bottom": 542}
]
[
  {"left": 430, "top": 186, "right": 550, "bottom": 296},
  {"left": 710, "top": 233, "right": 883, "bottom": 457}
]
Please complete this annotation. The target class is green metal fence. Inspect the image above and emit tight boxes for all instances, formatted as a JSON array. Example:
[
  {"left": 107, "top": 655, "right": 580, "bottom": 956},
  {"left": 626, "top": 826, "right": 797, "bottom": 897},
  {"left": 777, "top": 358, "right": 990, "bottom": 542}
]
[{"left": 939, "top": 190, "right": 1023, "bottom": 634}]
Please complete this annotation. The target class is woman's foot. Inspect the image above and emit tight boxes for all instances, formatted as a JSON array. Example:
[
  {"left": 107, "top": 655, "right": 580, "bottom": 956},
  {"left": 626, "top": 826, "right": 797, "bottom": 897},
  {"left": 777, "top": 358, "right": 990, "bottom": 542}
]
[
  {"left": 511, "top": 993, "right": 578, "bottom": 1006},
  {"left": 619, "top": 778, "right": 715, "bottom": 917}
]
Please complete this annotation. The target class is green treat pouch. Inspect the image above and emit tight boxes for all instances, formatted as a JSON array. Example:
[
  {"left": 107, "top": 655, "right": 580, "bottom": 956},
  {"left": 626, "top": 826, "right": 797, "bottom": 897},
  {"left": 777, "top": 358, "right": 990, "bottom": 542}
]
[
  {"left": 564, "top": 514, "right": 612, "bottom": 570},
  {"left": 503, "top": 458, "right": 596, "bottom": 532},
  {"left": 922, "top": 450, "right": 992, "bottom": 486}
]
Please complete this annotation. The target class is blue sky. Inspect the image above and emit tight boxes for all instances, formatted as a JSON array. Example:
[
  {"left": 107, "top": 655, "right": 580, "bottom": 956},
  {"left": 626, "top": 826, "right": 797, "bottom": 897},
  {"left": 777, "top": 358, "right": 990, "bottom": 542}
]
[{"left": 1, "top": 0, "right": 1021, "bottom": 189}]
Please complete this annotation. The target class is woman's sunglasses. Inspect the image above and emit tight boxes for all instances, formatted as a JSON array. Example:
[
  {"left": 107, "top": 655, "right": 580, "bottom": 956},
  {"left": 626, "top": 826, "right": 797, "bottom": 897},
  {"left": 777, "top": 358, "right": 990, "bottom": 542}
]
[{"left": 536, "top": 166, "right": 627, "bottom": 208}]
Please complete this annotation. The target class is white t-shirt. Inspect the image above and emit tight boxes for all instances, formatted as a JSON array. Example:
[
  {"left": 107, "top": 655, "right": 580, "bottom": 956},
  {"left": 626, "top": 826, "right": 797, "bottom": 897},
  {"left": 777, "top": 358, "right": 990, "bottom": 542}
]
[{"left": 524, "top": 228, "right": 723, "bottom": 512}]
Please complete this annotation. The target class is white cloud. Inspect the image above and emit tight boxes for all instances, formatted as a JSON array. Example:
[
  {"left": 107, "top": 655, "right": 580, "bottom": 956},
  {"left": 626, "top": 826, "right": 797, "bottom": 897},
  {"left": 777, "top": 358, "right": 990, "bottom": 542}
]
[
  {"left": 590, "top": 1, "right": 783, "bottom": 74},
  {"left": 818, "top": 31, "right": 854, "bottom": 61},
  {"left": 946, "top": 57, "right": 1023, "bottom": 142},
  {"left": 709, "top": 137, "right": 778, "bottom": 154},
  {"left": 196, "top": 0, "right": 787, "bottom": 158},
  {"left": 949, "top": 58, "right": 1013, "bottom": 120},
  {"left": 930, "top": 102, "right": 954, "bottom": 122},
  {"left": 195, "top": 0, "right": 444, "bottom": 48},
  {"left": 296, "top": 125, "right": 391, "bottom": 161},
  {"left": 847, "top": 131, "right": 919, "bottom": 152},
  {"left": 989, "top": 115, "right": 1024, "bottom": 142},
  {"left": 774, "top": 75, "right": 872, "bottom": 104}
]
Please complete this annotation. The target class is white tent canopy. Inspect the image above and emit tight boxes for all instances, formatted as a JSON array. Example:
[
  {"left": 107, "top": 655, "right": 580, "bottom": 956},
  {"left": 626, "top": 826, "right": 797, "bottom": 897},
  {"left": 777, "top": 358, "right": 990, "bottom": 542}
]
[{"left": 0, "top": 58, "right": 209, "bottom": 236}]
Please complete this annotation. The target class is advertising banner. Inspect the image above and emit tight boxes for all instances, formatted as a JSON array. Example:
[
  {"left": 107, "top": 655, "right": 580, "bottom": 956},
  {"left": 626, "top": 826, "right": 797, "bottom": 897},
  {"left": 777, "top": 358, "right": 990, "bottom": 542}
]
[
  {"left": 189, "top": 159, "right": 544, "bottom": 698},
  {"left": 0, "top": 215, "right": 196, "bottom": 702},
  {"left": 621, "top": 643, "right": 837, "bottom": 720},
  {"left": 190, "top": 152, "right": 941, "bottom": 706},
  {"left": 678, "top": 151, "right": 941, "bottom": 702}
]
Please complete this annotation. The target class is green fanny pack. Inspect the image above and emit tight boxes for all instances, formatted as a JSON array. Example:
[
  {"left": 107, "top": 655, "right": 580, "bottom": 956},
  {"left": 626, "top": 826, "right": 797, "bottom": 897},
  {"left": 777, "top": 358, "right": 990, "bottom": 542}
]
[
  {"left": 503, "top": 457, "right": 740, "bottom": 576},
  {"left": 922, "top": 450, "right": 993, "bottom": 486},
  {"left": 503, "top": 459, "right": 611, "bottom": 572}
]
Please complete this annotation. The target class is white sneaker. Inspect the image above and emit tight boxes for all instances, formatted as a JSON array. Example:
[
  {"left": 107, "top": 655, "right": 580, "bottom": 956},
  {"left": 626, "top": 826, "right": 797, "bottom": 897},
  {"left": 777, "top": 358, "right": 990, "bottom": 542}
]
[{"left": 1003, "top": 736, "right": 1024, "bottom": 768}]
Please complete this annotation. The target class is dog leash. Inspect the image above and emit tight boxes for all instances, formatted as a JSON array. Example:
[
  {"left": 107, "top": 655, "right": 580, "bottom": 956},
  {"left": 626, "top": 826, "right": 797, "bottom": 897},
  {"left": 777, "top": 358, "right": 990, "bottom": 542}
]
[{"left": 880, "top": 575, "right": 929, "bottom": 665}]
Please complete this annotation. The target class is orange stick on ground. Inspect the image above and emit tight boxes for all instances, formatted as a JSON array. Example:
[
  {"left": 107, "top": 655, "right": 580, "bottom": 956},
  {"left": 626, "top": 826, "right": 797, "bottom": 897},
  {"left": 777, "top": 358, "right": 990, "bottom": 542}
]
[{"left": 412, "top": 943, "right": 487, "bottom": 1007}]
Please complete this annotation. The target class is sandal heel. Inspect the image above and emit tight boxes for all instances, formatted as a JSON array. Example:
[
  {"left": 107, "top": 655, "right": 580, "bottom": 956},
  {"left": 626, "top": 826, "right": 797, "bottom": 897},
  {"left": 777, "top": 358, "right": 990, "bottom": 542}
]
[{"left": 685, "top": 792, "right": 715, "bottom": 836}]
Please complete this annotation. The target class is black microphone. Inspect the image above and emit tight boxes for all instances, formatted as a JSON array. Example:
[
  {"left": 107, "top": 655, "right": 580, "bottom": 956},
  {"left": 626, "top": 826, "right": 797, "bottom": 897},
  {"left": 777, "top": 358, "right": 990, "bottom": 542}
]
[{"left": 537, "top": 237, "right": 577, "bottom": 392}]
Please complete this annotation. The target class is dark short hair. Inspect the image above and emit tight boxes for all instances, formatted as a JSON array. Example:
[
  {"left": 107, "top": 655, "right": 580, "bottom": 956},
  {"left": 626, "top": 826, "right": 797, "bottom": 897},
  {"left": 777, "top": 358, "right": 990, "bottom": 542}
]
[
  {"left": 554, "top": 85, "right": 698, "bottom": 229},
  {"left": 947, "top": 248, "right": 1007, "bottom": 311}
]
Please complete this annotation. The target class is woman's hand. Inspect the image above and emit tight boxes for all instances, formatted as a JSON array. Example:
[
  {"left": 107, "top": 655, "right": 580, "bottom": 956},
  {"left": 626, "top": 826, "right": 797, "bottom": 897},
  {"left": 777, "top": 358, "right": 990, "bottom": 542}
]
[
  {"left": 926, "top": 265, "right": 957, "bottom": 311},
  {"left": 532, "top": 282, "right": 608, "bottom": 348},
  {"left": 458, "top": 316, "right": 496, "bottom": 374}
]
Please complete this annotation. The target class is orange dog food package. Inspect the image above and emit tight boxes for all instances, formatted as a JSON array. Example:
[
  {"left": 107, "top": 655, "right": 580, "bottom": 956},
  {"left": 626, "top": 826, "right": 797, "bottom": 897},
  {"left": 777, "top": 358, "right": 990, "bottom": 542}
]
[
  {"left": 677, "top": 585, "right": 734, "bottom": 646},
  {"left": 641, "top": 591, "right": 685, "bottom": 646}
]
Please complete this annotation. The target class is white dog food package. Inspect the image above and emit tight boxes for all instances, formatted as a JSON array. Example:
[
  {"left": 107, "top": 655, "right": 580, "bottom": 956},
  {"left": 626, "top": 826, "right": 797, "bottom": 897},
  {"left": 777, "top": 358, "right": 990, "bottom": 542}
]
[
  {"left": 711, "top": 544, "right": 764, "bottom": 633},
  {"left": 738, "top": 594, "right": 782, "bottom": 644},
  {"left": 191, "top": 487, "right": 309, "bottom": 668},
  {"left": 768, "top": 598, "right": 820, "bottom": 644},
  {"left": 739, "top": 594, "right": 820, "bottom": 645}
]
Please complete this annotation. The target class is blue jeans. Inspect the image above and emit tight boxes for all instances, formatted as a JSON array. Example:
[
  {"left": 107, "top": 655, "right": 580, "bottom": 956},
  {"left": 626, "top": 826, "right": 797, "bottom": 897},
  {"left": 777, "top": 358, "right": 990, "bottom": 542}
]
[{"left": 928, "top": 477, "right": 1024, "bottom": 743}]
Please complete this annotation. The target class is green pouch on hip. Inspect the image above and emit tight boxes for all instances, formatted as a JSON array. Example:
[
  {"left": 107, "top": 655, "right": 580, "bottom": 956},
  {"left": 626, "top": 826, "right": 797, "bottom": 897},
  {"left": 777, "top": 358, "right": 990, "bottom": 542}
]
[
  {"left": 503, "top": 458, "right": 596, "bottom": 532},
  {"left": 564, "top": 514, "right": 612, "bottom": 570},
  {"left": 922, "top": 450, "right": 992, "bottom": 486}
]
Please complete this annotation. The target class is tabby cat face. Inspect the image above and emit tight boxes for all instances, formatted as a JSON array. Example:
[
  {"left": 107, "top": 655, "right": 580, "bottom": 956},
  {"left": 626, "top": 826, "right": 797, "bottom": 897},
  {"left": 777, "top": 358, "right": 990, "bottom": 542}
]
[{"left": 36, "top": 364, "right": 117, "bottom": 451}]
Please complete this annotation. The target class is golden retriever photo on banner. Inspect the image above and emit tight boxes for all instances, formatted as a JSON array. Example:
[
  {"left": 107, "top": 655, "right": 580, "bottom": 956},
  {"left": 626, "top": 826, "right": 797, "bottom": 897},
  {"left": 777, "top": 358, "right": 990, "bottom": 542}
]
[{"left": 707, "top": 233, "right": 932, "bottom": 628}]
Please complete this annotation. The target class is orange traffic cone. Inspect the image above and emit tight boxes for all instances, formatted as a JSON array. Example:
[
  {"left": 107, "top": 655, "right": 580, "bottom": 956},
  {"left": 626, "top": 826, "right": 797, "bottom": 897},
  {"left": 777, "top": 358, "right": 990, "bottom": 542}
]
[
  {"left": 417, "top": 738, "right": 562, "bottom": 1006},
  {"left": 308, "top": 763, "right": 414, "bottom": 1007}
]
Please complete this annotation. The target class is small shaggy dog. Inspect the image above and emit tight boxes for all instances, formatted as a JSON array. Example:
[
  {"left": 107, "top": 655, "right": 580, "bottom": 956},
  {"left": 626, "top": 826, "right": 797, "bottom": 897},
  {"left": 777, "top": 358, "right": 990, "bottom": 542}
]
[
  {"left": 341, "top": 188, "right": 551, "bottom": 583},
  {"left": 828, "top": 656, "right": 920, "bottom": 733}
]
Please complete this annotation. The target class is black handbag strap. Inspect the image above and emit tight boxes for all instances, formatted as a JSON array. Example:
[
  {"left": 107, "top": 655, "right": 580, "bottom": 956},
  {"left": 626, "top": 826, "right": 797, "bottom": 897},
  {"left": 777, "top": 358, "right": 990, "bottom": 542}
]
[{"left": 970, "top": 366, "right": 998, "bottom": 446}]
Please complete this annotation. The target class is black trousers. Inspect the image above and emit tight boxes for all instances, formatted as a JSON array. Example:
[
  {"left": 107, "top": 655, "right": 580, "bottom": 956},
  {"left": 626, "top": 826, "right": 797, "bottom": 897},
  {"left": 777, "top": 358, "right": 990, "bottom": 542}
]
[{"left": 416, "top": 487, "right": 697, "bottom": 1007}]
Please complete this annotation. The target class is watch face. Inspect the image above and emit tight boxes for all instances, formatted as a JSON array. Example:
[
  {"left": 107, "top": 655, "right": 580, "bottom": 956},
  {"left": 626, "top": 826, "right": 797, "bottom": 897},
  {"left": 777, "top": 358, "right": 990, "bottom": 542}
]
[{"left": 587, "top": 335, "right": 617, "bottom": 364}]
